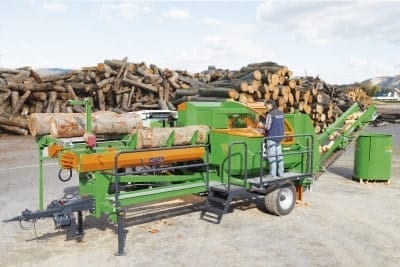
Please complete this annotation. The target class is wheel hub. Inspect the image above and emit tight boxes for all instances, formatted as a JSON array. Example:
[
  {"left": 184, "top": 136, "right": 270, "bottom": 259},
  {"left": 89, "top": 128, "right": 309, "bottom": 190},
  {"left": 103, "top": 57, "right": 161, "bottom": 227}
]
[{"left": 279, "top": 188, "right": 293, "bottom": 210}]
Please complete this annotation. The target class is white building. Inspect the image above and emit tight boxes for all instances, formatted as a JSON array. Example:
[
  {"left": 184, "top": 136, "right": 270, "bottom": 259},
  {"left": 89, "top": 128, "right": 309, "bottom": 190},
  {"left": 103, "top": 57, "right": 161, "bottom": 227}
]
[{"left": 374, "top": 88, "right": 400, "bottom": 101}]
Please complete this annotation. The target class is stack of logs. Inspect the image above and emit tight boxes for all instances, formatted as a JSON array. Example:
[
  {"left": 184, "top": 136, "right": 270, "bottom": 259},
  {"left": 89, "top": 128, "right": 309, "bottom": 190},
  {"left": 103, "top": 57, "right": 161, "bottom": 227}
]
[{"left": 0, "top": 58, "right": 369, "bottom": 136}]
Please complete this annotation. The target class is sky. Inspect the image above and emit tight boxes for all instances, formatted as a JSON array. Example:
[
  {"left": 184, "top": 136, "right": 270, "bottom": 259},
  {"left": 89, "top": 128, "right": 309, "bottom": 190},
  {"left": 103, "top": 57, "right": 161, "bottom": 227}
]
[{"left": 0, "top": 0, "right": 399, "bottom": 85}]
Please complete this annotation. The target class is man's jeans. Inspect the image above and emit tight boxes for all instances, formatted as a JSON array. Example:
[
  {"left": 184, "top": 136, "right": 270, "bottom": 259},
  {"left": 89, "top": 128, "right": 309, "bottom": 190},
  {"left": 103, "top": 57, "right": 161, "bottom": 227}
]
[{"left": 263, "top": 140, "right": 284, "bottom": 177}]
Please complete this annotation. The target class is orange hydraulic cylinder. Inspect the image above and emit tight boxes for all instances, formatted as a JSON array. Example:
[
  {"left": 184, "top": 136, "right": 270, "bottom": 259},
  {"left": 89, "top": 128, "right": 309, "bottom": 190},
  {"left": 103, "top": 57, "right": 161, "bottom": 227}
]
[{"left": 60, "top": 147, "right": 205, "bottom": 173}]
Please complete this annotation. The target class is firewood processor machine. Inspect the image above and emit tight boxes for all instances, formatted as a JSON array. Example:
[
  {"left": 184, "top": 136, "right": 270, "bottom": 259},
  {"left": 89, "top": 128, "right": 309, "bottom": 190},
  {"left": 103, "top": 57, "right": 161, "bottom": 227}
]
[{"left": 4, "top": 99, "right": 377, "bottom": 255}]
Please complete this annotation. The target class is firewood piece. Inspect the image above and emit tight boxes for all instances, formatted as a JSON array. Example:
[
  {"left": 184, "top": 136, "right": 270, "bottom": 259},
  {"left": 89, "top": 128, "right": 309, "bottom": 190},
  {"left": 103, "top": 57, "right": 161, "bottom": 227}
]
[
  {"left": 0, "top": 91, "right": 11, "bottom": 105},
  {"left": 97, "top": 77, "right": 115, "bottom": 88},
  {"left": 13, "top": 90, "right": 32, "bottom": 114},
  {"left": 285, "top": 79, "right": 297, "bottom": 89},
  {"left": 175, "top": 88, "right": 199, "bottom": 97},
  {"left": 253, "top": 70, "right": 262, "bottom": 81},
  {"left": 177, "top": 76, "right": 205, "bottom": 87},
  {"left": 167, "top": 101, "right": 176, "bottom": 111},
  {"left": 121, "top": 93, "right": 131, "bottom": 111},
  {"left": 122, "top": 78, "right": 158, "bottom": 94},
  {"left": 143, "top": 74, "right": 161, "bottom": 84},
  {"left": 96, "top": 63, "right": 112, "bottom": 75},
  {"left": 104, "top": 59, "right": 126, "bottom": 69},
  {"left": 53, "top": 100, "right": 61, "bottom": 113},
  {"left": 97, "top": 89, "right": 106, "bottom": 111},
  {"left": 65, "top": 85, "right": 83, "bottom": 112},
  {"left": 45, "top": 91, "right": 57, "bottom": 113},
  {"left": 198, "top": 87, "right": 238, "bottom": 99},
  {"left": 53, "top": 85, "right": 66, "bottom": 93},
  {"left": 0, "top": 124, "right": 28, "bottom": 135},
  {"left": 0, "top": 113, "right": 28, "bottom": 129},
  {"left": 170, "top": 96, "right": 227, "bottom": 106},
  {"left": 113, "top": 57, "right": 128, "bottom": 91},
  {"left": 33, "top": 102, "right": 44, "bottom": 113},
  {"left": 11, "top": 91, "right": 19, "bottom": 112},
  {"left": 40, "top": 71, "right": 75, "bottom": 83},
  {"left": 0, "top": 101, "right": 11, "bottom": 113},
  {"left": 317, "top": 91, "right": 333, "bottom": 105},
  {"left": 12, "top": 70, "right": 31, "bottom": 82},
  {"left": 158, "top": 99, "right": 169, "bottom": 110},
  {"left": 168, "top": 72, "right": 180, "bottom": 90}
]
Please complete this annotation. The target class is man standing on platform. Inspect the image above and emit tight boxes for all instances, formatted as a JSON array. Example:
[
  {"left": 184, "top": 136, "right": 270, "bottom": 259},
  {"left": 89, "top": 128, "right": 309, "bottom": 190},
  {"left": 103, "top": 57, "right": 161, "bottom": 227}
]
[{"left": 263, "top": 99, "right": 284, "bottom": 177}]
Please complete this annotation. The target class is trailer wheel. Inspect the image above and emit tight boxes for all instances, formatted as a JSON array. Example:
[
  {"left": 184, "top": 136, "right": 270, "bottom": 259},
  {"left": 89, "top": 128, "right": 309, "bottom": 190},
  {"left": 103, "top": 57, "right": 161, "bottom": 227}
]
[{"left": 264, "top": 183, "right": 296, "bottom": 216}]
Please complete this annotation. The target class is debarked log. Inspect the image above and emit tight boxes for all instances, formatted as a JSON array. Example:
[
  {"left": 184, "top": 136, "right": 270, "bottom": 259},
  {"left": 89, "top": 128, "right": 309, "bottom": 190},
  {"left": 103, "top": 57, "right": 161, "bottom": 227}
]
[
  {"left": 49, "top": 111, "right": 144, "bottom": 138},
  {"left": 132, "top": 125, "right": 210, "bottom": 149},
  {"left": 28, "top": 113, "right": 84, "bottom": 136}
]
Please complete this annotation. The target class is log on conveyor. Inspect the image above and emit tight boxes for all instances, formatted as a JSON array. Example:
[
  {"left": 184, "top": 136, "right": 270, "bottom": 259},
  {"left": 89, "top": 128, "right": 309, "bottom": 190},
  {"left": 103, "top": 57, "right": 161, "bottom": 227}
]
[
  {"left": 49, "top": 111, "right": 144, "bottom": 138},
  {"left": 28, "top": 113, "right": 78, "bottom": 136},
  {"left": 132, "top": 125, "right": 210, "bottom": 149}
]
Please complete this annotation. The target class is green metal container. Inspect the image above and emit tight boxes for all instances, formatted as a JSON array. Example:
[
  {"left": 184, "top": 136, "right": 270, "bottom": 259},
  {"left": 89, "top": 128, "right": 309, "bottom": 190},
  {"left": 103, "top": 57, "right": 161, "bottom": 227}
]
[{"left": 353, "top": 133, "right": 393, "bottom": 180}]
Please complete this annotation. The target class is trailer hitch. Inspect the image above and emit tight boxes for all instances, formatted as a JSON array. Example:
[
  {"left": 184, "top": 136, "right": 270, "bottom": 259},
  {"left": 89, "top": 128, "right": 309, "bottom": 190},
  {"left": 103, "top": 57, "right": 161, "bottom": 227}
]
[{"left": 3, "top": 196, "right": 94, "bottom": 240}]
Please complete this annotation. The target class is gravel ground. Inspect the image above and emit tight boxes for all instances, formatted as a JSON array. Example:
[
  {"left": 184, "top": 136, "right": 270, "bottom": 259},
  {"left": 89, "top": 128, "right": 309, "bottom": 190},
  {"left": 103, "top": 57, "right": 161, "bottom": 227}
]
[{"left": 0, "top": 105, "right": 399, "bottom": 267}]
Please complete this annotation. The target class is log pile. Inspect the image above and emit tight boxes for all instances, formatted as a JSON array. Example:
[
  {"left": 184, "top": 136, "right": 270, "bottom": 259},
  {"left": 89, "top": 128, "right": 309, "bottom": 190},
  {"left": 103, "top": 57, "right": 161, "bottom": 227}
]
[
  {"left": 343, "top": 87, "right": 372, "bottom": 107},
  {"left": 0, "top": 59, "right": 369, "bottom": 136},
  {"left": 201, "top": 65, "right": 355, "bottom": 134}
]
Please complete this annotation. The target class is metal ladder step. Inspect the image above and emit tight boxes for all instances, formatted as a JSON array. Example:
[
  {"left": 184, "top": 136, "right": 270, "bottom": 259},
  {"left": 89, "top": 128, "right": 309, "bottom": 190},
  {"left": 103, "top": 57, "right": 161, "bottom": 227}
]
[{"left": 201, "top": 183, "right": 248, "bottom": 224}]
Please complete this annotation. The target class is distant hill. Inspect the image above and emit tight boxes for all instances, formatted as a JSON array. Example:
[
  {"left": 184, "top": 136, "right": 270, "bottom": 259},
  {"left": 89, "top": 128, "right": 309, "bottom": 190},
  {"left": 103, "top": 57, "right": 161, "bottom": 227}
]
[{"left": 360, "top": 75, "right": 400, "bottom": 89}]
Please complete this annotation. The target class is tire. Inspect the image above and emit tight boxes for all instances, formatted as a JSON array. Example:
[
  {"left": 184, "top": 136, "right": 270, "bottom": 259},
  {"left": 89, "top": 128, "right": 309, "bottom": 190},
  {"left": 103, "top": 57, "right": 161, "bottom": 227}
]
[{"left": 264, "top": 183, "right": 296, "bottom": 216}]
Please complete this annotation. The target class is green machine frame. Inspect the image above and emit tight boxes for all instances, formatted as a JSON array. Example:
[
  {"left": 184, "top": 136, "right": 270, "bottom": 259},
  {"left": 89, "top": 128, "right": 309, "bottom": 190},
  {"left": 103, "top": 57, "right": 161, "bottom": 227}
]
[{"left": 28, "top": 99, "right": 376, "bottom": 255}]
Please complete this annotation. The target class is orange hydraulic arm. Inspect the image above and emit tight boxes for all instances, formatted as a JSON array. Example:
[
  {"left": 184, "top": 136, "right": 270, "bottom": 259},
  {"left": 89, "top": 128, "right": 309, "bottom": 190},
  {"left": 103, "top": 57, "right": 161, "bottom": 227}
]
[{"left": 59, "top": 146, "right": 205, "bottom": 173}]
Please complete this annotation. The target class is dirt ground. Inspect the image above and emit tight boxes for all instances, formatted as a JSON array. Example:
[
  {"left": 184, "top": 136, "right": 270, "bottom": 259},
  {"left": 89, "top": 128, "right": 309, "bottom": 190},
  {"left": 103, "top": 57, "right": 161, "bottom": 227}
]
[{"left": 0, "top": 104, "right": 399, "bottom": 266}]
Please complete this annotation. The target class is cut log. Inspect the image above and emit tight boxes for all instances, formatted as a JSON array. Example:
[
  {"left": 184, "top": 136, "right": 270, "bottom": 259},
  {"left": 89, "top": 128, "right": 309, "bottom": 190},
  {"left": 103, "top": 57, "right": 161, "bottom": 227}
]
[
  {"left": 122, "top": 78, "right": 158, "bottom": 94},
  {"left": 13, "top": 90, "right": 31, "bottom": 114},
  {"left": 175, "top": 88, "right": 199, "bottom": 97},
  {"left": 317, "top": 92, "right": 332, "bottom": 105},
  {"left": 158, "top": 99, "right": 169, "bottom": 110},
  {"left": 121, "top": 92, "right": 131, "bottom": 111},
  {"left": 96, "top": 77, "right": 115, "bottom": 88},
  {"left": 0, "top": 91, "right": 11, "bottom": 105},
  {"left": 198, "top": 87, "right": 238, "bottom": 99},
  {"left": 50, "top": 114, "right": 86, "bottom": 138},
  {"left": 104, "top": 59, "right": 126, "bottom": 69},
  {"left": 97, "top": 89, "right": 106, "bottom": 111},
  {"left": 11, "top": 91, "right": 19, "bottom": 112},
  {"left": 143, "top": 74, "right": 161, "bottom": 84},
  {"left": 45, "top": 91, "right": 57, "bottom": 113},
  {"left": 40, "top": 71, "right": 75, "bottom": 83},
  {"left": 285, "top": 79, "right": 297, "bottom": 89},
  {"left": 253, "top": 70, "right": 262, "bottom": 81},
  {"left": 132, "top": 125, "right": 209, "bottom": 149},
  {"left": 28, "top": 113, "right": 84, "bottom": 136},
  {"left": 0, "top": 124, "right": 28, "bottom": 135},
  {"left": 0, "top": 113, "right": 28, "bottom": 129},
  {"left": 92, "top": 112, "right": 143, "bottom": 135},
  {"left": 49, "top": 111, "right": 144, "bottom": 138}
]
